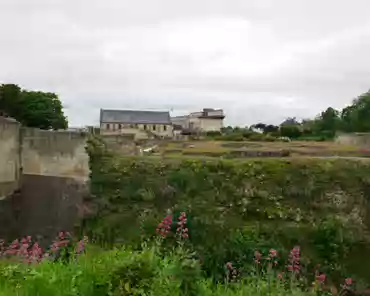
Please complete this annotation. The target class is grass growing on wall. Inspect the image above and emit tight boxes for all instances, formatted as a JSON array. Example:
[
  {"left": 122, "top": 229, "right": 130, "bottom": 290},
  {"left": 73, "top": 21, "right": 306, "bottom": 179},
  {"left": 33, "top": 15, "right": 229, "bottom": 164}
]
[{"left": 82, "top": 137, "right": 370, "bottom": 286}]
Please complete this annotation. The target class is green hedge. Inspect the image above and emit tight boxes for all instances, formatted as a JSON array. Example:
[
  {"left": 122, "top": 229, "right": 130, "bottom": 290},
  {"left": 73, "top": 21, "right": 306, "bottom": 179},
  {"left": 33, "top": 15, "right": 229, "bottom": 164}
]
[{"left": 83, "top": 139, "right": 370, "bottom": 284}]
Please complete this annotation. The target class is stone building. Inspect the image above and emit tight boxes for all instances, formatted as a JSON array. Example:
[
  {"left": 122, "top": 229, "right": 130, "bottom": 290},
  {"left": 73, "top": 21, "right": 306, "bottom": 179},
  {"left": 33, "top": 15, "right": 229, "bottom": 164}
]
[
  {"left": 99, "top": 109, "right": 173, "bottom": 139},
  {"left": 171, "top": 108, "right": 225, "bottom": 133}
]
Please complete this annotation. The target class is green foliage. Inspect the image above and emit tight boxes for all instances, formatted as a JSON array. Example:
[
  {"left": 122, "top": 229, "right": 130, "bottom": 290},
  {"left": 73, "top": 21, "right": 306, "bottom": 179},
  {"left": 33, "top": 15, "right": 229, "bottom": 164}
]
[
  {"left": 0, "top": 83, "right": 68, "bottom": 129},
  {"left": 0, "top": 246, "right": 321, "bottom": 296},
  {"left": 341, "top": 91, "right": 370, "bottom": 132},
  {"left": 82, "top": 145, "right": 370, "bottom": 284},
  {"left": 279, "top": 125, "right": 302, "bottom": 139},
  {"left": 206, "top": 131, "right": 222, "bottom": 137},
  {"left": 317, "top": 107, "right": 341, "bottom": 133}
]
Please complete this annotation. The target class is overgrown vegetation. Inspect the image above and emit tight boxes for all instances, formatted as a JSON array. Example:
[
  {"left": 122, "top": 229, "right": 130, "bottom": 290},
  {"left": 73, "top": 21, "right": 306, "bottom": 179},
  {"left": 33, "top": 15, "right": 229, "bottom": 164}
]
[
  {"left": 2, "top": 137, "right": 370, "bottom": 295},
  {"left": 83, "top": 138, "right": 370, "bottom": 286},
  {"left": 0, "top": 242, "right": 346, "bottom": 296},
  {"left": 0, "top": 218, "right": 361, "bottom": 295}
]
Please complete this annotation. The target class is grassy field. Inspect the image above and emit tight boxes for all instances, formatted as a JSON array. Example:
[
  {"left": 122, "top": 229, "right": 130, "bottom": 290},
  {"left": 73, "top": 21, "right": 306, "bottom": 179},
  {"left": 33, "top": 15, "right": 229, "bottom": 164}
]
[{"left": 156, "top": 140, "right": 370, "bottom": 158}]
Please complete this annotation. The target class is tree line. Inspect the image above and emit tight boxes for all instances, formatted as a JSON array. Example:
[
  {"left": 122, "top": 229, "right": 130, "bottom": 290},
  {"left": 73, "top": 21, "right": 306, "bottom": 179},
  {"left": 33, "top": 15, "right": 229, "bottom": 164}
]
[
  {"left": 0, "top": 84, "right": 68, "bottom": 130},
  {"left": 1, "top": 83, "right": 369, "bottom": 137},
  {"left": 218, "top": 90, "right": 370, "bottom": 141}
]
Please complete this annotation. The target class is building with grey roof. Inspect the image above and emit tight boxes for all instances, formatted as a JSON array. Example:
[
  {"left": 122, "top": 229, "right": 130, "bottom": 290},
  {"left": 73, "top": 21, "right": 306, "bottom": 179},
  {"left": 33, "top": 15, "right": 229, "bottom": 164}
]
[{"left": 99, "top": 109, "right": 173, "bottom": 139}]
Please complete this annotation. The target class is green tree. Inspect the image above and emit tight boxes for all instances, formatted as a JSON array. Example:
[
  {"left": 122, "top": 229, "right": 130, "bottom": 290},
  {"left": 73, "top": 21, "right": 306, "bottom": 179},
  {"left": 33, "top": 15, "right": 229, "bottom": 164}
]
[
  {"left": 301, "top": 119, "right": 316, "bottom": 135},
  {"left": 0, "top": 84, "right": 68, "bottom": 130},
  {"left": 263, "top": 124, "right": 279, "bottom": 134},
  {"left": 280, "top": 125, "right": 302, "bottom": 139},
  {"left": 0, "top": 84, "right": 23, "bottom": 117},
  {"left": 279, "top": 117, "right": 302, "bottom": 139},
  {"left": 341, "top": 91, "right": 370, "bottom": 132},
  {"left": 318, "top": 107, "right": 340, "bottom": 133}
]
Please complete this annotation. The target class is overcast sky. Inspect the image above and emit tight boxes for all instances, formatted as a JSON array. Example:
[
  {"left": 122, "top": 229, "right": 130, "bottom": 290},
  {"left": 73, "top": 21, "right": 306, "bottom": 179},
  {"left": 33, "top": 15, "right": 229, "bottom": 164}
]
[{"left": 1, "top": 0, "right": 369, "bottom": 127}]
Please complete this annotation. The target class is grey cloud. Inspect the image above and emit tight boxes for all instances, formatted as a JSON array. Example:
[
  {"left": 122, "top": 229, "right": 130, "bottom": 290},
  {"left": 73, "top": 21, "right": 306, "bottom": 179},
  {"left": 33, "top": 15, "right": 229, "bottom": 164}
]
[{"left": 0, "top": 0, "right": 370, "bottom": 126}]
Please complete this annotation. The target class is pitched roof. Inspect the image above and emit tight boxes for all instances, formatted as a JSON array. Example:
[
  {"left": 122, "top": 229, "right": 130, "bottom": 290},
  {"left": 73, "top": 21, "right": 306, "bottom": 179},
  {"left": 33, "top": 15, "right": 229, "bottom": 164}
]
[{"left": 100, "top": 109, "right": 171, "bottom": 124}]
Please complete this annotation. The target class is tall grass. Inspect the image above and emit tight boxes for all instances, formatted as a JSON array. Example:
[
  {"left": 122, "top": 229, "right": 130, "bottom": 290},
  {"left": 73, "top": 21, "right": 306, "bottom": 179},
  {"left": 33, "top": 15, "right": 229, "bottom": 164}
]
[{"left": 0, "top": 247, "right": 314, "bottom": 296}]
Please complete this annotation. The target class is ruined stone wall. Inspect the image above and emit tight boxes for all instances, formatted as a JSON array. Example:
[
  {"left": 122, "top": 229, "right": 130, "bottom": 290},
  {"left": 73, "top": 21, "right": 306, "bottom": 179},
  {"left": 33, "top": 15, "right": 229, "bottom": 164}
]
[
  {"left": 21, "top": 128, "right": 89, "bottom": 180},
  {"left": 0, "top": 122, "right": 89, "bottom": 241},
  {"left": 336, "top": 133, "right": 370, "bottom": 147},
  {"left": 0, "top": 118, "right": 21, "bottom": 199}
]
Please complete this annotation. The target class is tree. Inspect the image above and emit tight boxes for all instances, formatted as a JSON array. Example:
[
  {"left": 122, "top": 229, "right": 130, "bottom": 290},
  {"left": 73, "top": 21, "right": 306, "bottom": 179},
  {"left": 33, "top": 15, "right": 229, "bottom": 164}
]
[
  {"left": 20, "top": 91, "right": 67, "bottom": 130},
  {"left": 263, "top": 124, "right": 279, "bottom": 134},
  {"left": 253, "top": 123, "right": 266, "bottom": 131},
  {"left": 0, "top": 84, "right": 68, "bottom": 130},
  {"left": 317, "top": 107, "right": 340, "bottom": 133},
  {"left": 301, "top": 119, "right": 316, "bottom": 135},
  {"left": 0, "top": 84, "right": 23, "bottom": 117},
  {"left": 341, "top": 91, "right": 370, "bottom": 132},
  {"left": 280, "top": 117, "right": 300, "bottom": 126},
  {"left": 280, "top": 125, "right": 302, "bottom": 139}
]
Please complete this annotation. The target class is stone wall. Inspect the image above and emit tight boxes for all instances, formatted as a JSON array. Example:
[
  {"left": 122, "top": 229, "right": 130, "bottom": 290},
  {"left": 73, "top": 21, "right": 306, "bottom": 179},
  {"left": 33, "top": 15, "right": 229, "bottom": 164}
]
[
  {"left": 0, "top": 119, "right": 90, "bottom": 241},
  {"left": 102, "top": 134, "right": 137, "bottom": 154},
  {"left": 21, "top": 128, "right": 89, "bottom": 180},
  {"left": 0, "top": 118, "right": 21, "bottom": 199},
  {"left": 336, "top": 133, "right": 370, "bottom": 147},
  {"left": 0, "top": 175, "right": 87, "bottom": 244}
]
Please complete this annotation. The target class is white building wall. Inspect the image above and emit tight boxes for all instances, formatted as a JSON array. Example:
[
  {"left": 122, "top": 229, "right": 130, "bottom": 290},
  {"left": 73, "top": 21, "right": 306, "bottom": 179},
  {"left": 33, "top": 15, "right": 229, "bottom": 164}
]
[
  {"left": 100, "top": 122, "right": 173, "bottom": 138},
  {"left": 199, "top": 118, "right": 223, "bottom": 132}
]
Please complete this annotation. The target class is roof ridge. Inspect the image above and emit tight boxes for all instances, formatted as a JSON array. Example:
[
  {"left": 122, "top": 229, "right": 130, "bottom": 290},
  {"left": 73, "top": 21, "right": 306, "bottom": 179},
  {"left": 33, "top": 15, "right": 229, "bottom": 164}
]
[
  {"left": 101, "top": 108, "right": 169, "bottom": 113},
  {"left": 100, "top": 109, "right": 171, "bottom": 124}
]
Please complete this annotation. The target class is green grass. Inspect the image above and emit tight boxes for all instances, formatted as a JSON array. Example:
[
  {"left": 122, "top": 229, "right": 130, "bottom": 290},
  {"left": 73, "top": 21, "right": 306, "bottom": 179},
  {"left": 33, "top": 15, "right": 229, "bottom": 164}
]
[
  {"left": 161, "top": 140, "right": 366, "bottom": 158},
  {"left": 0, "top": 247, "right": 316, "bottom": 296}
]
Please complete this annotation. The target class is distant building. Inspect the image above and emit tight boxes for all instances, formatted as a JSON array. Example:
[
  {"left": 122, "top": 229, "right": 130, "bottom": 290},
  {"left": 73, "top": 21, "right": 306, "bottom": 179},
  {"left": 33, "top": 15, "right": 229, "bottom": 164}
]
[
  {"left": 171, "top": 108, "right": 225, "bottom": 133},
  {"left": 99, "top": 109, "right": 173, "bottom": 139},
  {"left": 171, "top": 116, "right": 188, "bottom": 129}
]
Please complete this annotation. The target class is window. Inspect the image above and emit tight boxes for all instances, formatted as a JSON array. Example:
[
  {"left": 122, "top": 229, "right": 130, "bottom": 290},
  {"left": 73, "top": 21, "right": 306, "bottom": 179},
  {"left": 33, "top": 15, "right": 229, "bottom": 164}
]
[
  {"left": 152, "top": 125, "right": 156, "bottom": 131},
  {"left": 163, "top": 125, "right": 167, "bottom": 131},
  {"left": 144, "top": 124, "right": 147, "bottom": 130},
  {"left": 118, "top": 124, "right": 122, "bottom": 129},
  {"left": 106, "top": 123, "right": 110, "bottom": 130}
]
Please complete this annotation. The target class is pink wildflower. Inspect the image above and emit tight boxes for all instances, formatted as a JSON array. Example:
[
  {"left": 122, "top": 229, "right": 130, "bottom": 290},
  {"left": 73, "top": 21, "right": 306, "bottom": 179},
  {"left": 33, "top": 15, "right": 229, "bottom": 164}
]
[
  {"left": 288, "top": 246, "right": 300, "bottom": 274},
  {"left": 176, "top": 212, "right": 189, "bottom": 240},
  {"left": 156, "top": 215, "right": 173, "bottom": 238},
  {"left": 28, "top": 242, "right": 43, "bottom": 264},
  {"left": 3, "top": 239, "right": 20, "bottom": 256},
  {"left": 75, "top": 236, "right": 88, "bottom": 255},
  {"left": 269, "top": 249, "right": 278, "bottom": 258},
  {"left": 254, "top": 250, "right": 262, "bottom": 264},
  {"left": 345, "top": 278, "right": 353, "bottom": 286},
  {"left": 316, "top": 274, "right": 326, "bottom": 283}
]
